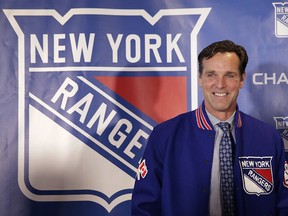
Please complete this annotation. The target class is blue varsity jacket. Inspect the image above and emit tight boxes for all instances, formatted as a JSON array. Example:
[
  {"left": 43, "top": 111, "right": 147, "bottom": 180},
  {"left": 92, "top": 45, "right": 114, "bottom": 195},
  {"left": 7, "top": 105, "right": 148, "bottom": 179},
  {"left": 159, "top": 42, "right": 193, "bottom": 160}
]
[{"left": 131, "top": 102, "right": 288, "bottom": 216}]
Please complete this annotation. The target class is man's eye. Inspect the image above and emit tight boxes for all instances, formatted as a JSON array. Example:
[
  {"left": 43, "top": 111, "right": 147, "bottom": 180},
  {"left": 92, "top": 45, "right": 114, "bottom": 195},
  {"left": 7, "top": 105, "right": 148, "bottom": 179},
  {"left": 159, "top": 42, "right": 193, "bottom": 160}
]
[
  {"left": 226, "top": 74, "right": 236, "bottom": 79},
  {"left": 207, "top": 73, "right": 215, "bottom": 78}
]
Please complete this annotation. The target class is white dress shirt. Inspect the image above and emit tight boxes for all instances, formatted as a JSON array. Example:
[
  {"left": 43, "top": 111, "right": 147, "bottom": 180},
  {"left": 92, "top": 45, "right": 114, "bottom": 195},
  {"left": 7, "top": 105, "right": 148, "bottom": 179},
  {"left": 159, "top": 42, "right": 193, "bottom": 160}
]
[{"left": 207, "top": 110, "right": 236, "bottom": 216}]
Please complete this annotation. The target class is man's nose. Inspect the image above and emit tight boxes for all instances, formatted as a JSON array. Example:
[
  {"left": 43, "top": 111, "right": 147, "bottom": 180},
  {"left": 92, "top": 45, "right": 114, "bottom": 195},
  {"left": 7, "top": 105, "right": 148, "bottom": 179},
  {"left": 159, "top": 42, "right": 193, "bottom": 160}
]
[{"left": 215, "top": 76, "right": 226, "bottom": 88}]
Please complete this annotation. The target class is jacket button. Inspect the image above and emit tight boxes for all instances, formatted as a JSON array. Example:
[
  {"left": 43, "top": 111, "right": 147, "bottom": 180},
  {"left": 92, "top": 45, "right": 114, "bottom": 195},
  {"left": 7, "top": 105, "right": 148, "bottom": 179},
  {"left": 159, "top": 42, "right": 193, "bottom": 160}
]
[
  {"left": 201, "top": 188, "right": 206, "bottom": 193},
  {"left": 204, "top": 160, "right": 209, "bottom": 165}
]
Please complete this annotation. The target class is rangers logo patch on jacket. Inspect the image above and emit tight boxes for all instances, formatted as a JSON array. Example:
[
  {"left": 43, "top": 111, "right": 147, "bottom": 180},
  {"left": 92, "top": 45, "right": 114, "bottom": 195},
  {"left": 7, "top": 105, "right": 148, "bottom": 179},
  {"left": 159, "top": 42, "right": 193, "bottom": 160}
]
[{"left": 239, "top": 156, "right": 274, "bottom": 196}]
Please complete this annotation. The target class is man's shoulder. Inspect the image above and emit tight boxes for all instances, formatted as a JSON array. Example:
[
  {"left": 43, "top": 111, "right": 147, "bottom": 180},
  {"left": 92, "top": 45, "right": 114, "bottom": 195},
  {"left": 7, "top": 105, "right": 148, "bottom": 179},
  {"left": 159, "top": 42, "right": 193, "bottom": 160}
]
[
  {"left": 154, "top": 111, "right": 196, "bottom": 132},
  {"left": 240, "top": 111, "right": 277, "bottom": 133}
]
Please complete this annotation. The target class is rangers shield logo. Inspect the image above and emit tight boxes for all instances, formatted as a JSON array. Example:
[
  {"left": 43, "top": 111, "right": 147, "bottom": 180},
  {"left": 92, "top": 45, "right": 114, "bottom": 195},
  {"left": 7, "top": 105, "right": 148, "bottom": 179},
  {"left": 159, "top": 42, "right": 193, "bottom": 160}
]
[
  {"left": 274, "top": 117, "right": 288, "bottom": 141},
  {"left": 274, "top": 116, "right": 288, "bottom": 151},
  {"left": 4, "top": 8, "right": 210, "bottom": 212},
  {"left": 285, "top": 161, "right": 288, "bottom": 188},
  {"left": 273, "top": 2, "right": 288, "bottom": 38},
  {"left": 239, "top": 156, "right": 274, "bottom": 196}
]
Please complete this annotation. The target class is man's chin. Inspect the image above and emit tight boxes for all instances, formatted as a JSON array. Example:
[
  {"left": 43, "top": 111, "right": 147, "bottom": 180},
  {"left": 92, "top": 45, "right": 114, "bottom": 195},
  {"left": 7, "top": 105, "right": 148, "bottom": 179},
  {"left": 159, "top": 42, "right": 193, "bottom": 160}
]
[
  {"left": 211, "top": 104, "right": 233, "bottom": 113},
  {"left": 205, "top": 100, "right": 235, "bottom": 113}
]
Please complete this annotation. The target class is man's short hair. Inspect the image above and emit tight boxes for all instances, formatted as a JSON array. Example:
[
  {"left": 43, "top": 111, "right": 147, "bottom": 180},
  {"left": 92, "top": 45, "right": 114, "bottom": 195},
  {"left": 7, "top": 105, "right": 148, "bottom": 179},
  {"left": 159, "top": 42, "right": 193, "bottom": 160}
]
[{"left": 198, "top": 40, "right": 248, "bottom": 77}]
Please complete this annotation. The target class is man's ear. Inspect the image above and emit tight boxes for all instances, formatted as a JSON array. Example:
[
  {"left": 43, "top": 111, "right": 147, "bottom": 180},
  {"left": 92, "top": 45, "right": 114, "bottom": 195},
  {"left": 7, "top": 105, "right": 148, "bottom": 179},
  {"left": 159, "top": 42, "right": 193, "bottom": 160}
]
[
  {"left": 240, "top": 72, "right": 246, "bottom": 88},
  {"left": 199, "top": 74, "right": 203, "bottom": 87}
]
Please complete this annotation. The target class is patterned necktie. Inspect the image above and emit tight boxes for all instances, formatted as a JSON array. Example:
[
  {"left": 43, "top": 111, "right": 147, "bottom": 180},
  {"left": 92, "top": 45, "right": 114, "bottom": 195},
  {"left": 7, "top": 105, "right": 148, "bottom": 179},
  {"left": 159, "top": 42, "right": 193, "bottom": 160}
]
[{"left": 218, "top": 122, "right": 236, "bottom": 216}]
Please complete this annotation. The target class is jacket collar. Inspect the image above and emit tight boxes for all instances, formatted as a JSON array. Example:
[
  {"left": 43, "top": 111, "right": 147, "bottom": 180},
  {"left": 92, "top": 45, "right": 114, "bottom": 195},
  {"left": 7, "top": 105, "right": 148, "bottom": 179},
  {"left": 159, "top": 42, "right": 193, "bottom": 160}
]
[{"left": 195, "top": 101, "right": 242, "bottom": 130}]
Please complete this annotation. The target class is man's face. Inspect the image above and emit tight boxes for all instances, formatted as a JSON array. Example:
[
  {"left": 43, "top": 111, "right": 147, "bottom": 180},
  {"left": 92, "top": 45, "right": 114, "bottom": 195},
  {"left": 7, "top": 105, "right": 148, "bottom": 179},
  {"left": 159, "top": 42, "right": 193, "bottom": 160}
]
[{"left": 199, "top": 52, "right": 246, "bottom": 120}]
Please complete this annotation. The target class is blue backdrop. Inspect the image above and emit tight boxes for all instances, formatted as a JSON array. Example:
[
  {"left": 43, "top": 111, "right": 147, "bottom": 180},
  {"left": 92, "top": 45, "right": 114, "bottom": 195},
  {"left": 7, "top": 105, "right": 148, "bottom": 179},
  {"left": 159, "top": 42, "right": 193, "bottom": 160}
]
[{"left": 0, "top": 1, "right": 287, "bottom": 215}]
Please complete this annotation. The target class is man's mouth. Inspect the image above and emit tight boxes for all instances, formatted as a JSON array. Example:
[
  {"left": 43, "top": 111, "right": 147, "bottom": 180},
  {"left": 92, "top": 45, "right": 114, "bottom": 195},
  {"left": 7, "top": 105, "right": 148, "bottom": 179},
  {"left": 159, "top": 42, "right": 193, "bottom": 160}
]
[{"left": 214, "top": 92, "right": 228, "bottom": 97}]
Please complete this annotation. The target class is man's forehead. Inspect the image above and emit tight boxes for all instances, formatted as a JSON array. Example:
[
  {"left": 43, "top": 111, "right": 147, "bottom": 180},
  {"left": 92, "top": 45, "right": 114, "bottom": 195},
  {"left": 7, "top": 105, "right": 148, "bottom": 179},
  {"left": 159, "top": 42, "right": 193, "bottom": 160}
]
[
  {"left": 202, "top": 52, "right": 239, "bottom": 66},
  {"left": 203, "top": 52, "right": 239, "bottom": 61},
  {"left": 202, "top": 70, "right": 241, "bottom": 76}
]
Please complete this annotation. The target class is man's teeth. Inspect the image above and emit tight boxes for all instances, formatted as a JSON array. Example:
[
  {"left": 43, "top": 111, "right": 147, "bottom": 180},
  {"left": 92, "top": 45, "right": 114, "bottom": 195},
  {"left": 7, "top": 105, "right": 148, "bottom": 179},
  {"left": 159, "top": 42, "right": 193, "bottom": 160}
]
[{"left": 214, "top": 93, "right": 227, "bottom": 96}]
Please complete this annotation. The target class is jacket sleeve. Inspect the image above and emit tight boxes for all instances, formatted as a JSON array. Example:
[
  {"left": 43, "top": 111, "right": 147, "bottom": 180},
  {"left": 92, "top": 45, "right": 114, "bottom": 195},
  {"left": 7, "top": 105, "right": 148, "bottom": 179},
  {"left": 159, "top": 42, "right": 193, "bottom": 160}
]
[
  {"left": 131, "top": 126, "right": 165, "bottom": 216},
  {"left": 276, "top": 138, "right": 288, "bottom": 216}
]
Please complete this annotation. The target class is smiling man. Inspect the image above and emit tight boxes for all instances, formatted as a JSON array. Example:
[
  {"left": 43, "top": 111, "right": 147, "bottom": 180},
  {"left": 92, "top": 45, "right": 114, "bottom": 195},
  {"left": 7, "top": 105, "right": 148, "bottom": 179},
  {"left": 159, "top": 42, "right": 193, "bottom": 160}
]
[
  {"left": 131, "top": 40, "right": 288, "bottom": 216},
  {"left": 199, "top": 51, "right": 245, "bottom": 121}
]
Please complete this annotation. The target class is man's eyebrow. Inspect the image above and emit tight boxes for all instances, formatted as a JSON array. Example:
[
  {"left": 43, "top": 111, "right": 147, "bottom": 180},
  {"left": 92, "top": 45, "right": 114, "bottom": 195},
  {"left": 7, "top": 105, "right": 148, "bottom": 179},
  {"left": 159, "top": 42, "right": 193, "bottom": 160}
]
[
  {"left": 225, "top": 71, "right": 239, "bottom": 75},
  {"left": 204, "top": 70, "right": 238, "bottom": 74},
  {"left": 204, "top": 70, "right": 216, "bottom": 74}
]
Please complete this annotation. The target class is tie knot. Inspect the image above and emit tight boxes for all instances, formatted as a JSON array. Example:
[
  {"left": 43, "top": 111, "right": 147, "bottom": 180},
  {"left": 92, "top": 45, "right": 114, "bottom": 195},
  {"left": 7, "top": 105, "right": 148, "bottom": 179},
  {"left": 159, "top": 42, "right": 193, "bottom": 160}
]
[{"left": 218, "top": 122, "right": 231, "bottom": 133}]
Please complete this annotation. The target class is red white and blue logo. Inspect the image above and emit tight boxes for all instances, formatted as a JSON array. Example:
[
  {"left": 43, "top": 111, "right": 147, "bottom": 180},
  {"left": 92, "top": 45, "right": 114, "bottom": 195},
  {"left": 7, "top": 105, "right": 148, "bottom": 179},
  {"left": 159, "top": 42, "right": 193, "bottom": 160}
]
[
  {"left": 273, "top": 2, "right": 288, "bottom": 38},
  {"left": 4, "top": 8, "right": 210, "bottom": 212},
  {"left": 284, "top": 161, "right": 288, "bottom": 188},
  {"left": 239, "top": 156, "right": 274, "bottom": 196},
  {"left": 274, "top": 116, "right": 288, "bottom": 155},
  {"left": 137, "top": 159, "right": 148, "bottom": 180},
  {"left": 274, "top": 116, "right": 288, "bottom": 141}
]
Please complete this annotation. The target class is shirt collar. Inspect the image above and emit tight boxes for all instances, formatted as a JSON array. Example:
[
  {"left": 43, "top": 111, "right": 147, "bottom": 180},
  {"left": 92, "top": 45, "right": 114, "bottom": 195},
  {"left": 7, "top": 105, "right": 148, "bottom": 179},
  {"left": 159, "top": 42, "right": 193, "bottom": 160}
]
[
  {"left": 195, "top": 101, "right": 242, "bottom": 130},
  {"left": 206, "top": 109, "right": 236, "bottom": 128}
]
